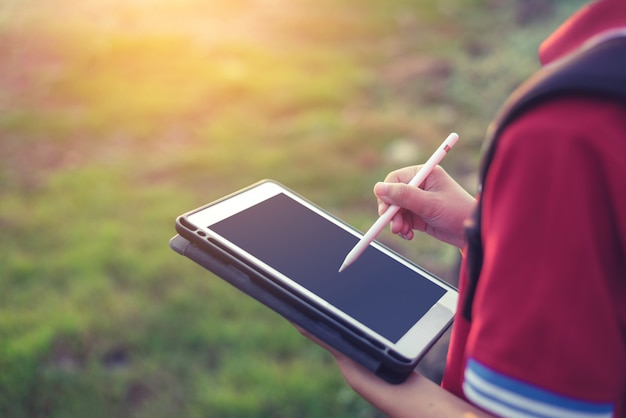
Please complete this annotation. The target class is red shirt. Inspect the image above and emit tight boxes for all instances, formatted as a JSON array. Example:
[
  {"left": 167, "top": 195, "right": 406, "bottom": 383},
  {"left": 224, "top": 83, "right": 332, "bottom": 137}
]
[{"left": 442, "top": 1, "right": 626, "bottom": 416}]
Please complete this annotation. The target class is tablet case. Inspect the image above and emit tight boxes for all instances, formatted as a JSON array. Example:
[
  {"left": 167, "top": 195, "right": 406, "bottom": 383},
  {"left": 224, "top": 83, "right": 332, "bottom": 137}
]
[{"left": 170, "top": 234, "right": 435, "bottom": 384}]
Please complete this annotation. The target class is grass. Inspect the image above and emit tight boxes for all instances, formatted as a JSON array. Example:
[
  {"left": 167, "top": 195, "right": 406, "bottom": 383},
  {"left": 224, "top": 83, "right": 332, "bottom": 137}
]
[{"left": 0, "top": 0, "right": 587, "bottom": 416}]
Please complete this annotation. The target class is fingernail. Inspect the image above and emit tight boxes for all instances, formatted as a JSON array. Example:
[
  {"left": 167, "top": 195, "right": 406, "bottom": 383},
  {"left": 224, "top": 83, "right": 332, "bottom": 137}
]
[{"left": 374, "top": 182, "right": 387, "bottom": 195}]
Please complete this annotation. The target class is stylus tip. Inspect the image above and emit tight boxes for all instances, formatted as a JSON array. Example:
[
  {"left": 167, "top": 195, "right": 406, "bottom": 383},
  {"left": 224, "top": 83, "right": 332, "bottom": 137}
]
[{"left": 338, "top": 261, "right": 348, "bottom": 273}]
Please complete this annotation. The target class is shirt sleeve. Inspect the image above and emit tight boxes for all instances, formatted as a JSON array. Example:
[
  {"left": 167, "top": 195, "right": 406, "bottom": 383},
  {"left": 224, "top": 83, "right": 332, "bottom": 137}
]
[{"left": 463, "top": 96, "right": 626, "bottom": 417}]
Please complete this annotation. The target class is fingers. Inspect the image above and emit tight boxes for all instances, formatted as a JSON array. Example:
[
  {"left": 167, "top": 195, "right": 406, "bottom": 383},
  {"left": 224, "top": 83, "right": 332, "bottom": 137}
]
[
  {"left": 375, "top": 183, "right": 418, "bottom": 239},
  {"left": 374, "top": 167, "right": 440, "bottom": 237},
  {"left": 383, "top": 165, "right": 423, "bottom": 185},
  {"left": 375, "top": 181, "right": 427, "bottom": 216},
  {"left": 376, "top": 165, "right": 422, "bottom": 213}
]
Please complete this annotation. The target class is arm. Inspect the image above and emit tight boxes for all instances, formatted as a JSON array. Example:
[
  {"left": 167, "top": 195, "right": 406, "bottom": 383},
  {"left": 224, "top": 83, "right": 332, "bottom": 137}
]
[
  {"left": 374, "top": 165, "right": 476, "bottom": 248},
  {"left": 332, "top": 351, "right": 491, "bottom": 418},
  {"left": 463, "top": 97, "right": 626, "bottom": 415},
  {"left": 297, "top": 327, "right": 491, "bottom": 418}
]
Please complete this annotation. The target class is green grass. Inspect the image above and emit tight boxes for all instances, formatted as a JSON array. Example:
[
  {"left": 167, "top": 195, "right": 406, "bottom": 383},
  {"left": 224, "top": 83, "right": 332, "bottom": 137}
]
[{"left": 0, "top": 0, "right": 587, "bottom": 416}]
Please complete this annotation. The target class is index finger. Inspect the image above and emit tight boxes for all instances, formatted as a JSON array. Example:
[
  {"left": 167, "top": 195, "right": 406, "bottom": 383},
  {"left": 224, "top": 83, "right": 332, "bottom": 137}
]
[{"left": 384, "top": 165, "right": 422, "bottom": 184}]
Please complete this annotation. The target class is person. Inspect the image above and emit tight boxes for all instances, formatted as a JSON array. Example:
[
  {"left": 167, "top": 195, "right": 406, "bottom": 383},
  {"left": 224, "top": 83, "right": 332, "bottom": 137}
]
[{"left": 308, "top": 0, "right": 626, "bottom": 416}]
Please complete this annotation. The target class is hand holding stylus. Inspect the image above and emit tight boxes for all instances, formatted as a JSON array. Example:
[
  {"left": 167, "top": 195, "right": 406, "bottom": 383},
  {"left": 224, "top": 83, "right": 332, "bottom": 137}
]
[{"left": 339, "top": 133, "right": 459, "bottom": 272}]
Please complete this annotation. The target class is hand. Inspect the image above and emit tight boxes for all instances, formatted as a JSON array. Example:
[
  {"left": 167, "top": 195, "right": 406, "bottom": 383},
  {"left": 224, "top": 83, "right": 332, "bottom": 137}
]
[
  {"left": 295, "top": 326, "right": 489, "bottom": 417},
  {"left": 294, "top": 326, "right": 431, "bottom": 417},
  {"left": 374, "top": 165, "right": 476, "bottom": 248}
]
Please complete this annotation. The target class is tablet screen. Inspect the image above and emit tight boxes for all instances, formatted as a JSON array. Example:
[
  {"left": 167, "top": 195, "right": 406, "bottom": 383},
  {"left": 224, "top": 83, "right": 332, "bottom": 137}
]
[{"left": 210, "top": 192, "right": 446, "bottom": 343}]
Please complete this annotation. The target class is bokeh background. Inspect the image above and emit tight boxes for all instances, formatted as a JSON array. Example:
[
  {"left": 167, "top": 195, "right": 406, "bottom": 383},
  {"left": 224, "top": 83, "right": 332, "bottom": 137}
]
[{"left": 1, "top": 0, "right": 586, "bottom": 417}]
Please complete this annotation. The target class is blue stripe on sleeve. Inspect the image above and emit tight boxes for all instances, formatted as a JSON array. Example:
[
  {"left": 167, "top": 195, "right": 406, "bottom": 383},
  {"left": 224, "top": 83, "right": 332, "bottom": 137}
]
[{"left": 463, "top": 358, "right": 614, "bottom": 418}]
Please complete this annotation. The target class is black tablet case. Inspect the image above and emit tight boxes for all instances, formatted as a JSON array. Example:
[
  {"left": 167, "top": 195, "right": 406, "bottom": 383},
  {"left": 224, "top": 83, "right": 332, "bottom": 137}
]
[{"left": 170, "top": 234, "right": 435, "bottom": 384}]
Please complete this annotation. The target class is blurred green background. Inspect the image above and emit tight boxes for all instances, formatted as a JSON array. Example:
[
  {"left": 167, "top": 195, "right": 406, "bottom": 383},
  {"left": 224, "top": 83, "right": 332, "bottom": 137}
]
[{"left": 0, "top": 0, "right": 586, "bottom": 416}]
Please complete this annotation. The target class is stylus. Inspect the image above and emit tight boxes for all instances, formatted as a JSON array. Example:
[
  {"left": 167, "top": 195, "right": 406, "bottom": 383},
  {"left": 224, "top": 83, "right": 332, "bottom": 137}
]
[{"left": 338, "top": 132, "right": 459, "bottom": 272}]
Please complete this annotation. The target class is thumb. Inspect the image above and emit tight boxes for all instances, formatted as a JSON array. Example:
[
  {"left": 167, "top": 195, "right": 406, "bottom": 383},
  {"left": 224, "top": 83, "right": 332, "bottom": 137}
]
[{"left": 374, "top": 181, "right": 430, "bottom": 216}]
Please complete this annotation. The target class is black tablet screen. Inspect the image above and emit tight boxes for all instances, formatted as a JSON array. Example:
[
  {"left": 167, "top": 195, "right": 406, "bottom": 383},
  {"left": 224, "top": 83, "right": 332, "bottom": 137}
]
[{"left": 211, "top": 193, "right": 446, "bottom": 343}]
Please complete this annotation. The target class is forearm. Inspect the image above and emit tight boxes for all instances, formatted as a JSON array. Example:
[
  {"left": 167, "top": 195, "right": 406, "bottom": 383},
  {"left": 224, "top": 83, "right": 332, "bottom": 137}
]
[{"left": 334, "top": 355, "right": 492, "bottom": 418}]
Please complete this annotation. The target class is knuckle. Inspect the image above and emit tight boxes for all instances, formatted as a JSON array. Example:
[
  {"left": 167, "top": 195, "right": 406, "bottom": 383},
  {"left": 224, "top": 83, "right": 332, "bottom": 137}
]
[{"left": 394, "top": 184, "right": 411, "bottom": 204}]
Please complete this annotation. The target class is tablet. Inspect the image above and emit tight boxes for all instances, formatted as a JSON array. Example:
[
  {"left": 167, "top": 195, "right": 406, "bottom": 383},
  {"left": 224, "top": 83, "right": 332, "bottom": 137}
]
[{"left": 173, "top": 180, "right": 457, "bottom": 378}]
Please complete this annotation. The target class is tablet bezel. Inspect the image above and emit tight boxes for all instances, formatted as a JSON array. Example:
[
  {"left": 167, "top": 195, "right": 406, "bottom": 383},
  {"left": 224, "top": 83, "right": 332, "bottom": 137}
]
[{"left": 182, "top": 180, "right": 457, "bottom": 359}]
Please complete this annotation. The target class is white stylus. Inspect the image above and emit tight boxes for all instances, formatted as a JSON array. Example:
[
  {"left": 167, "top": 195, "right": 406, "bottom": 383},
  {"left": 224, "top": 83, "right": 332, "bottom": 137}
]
[{"left": 338, "top": 132, "right": 459, "bottom": 272}]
